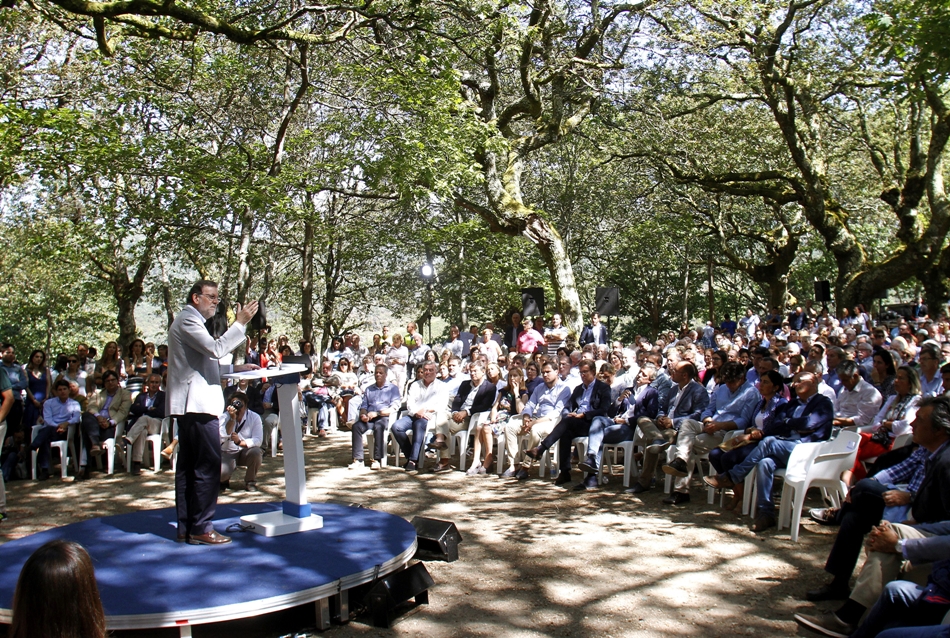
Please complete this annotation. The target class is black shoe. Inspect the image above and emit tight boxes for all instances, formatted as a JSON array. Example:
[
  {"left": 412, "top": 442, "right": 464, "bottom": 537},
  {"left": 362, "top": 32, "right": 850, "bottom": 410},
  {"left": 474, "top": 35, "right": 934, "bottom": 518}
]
[
  {"left": 131, "top": 462, "right": 142, "bottom": 476},
  {"left": 554, "top": 471, "right": 572, "bottom": 486},
  {"left": 515, "top": 468, "right": 529, "bottom": 481},
  {"left": 404, "top": 461, "right": 418, "bottom": 473},
  {"left": 37, "top": 467, "right": 50, "bottom": 481},
  {"left": 662, "top": 492, "right": 690, "bottom": 505},
  {"left": 662, "top": 458, "right": 689, "bottom": 477},
  {"left": 805, "top": 583, "right": 851, "bottom": 602},
  {"left": 74, "top": 467, "right": 88, "bottom": 482},
  {"left": 578, "top": 455, "right": 598, "bottom": 475},
  {"left": 625, "top": 483, "right": 650, "bottom": 495},
  {"left": 525, "top": 446, "right": 542, "bottom": 460},
  {"left": 219, "top": 480, "right": 230, "bottom": 492}
]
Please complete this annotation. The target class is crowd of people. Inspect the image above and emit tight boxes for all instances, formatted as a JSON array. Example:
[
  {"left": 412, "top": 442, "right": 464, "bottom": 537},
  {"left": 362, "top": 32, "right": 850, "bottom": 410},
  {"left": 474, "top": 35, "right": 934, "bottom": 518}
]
[{"left": 2, "top": 301, "right": 950, "bottom": 636}]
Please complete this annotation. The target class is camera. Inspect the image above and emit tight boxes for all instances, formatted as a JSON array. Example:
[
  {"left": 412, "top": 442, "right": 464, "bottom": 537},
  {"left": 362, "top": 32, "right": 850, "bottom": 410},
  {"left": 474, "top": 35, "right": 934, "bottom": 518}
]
[{"left": 229, "top": 399, "right": 244, "bottom": 411}]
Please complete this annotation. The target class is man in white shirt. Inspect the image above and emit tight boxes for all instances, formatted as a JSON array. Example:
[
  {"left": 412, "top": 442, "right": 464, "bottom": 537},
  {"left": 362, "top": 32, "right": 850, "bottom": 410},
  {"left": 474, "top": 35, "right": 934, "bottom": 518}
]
[
  {"left": 544, "top": 314, "right": 568, "bottom": 358},
  {"left": 391, "top": 362, "right": 448, "bottom": 472},
  {"left": 834, "top": 360, "right": 883, "bottom": 429},
  {"left": 218, "top": 391, "right": 263, "bottom": 492}
]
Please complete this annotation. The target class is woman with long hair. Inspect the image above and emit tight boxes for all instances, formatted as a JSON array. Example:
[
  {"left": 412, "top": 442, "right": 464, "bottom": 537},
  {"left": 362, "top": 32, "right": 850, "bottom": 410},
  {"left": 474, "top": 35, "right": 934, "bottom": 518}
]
[
  {"left": 23, "top": 349, "right": 51, "bottom": 429},
  {"left": 871, "top": 346, "right": 898, "bottom": 400},
  {"left": 9, "top": 539, "right": 106, "bottom": 638},
  {"left": 93, "top": 341, "right": 125, "bottom": 388},
  {"left": 124, "top": 338, "right": 151, "bottom": 387}
]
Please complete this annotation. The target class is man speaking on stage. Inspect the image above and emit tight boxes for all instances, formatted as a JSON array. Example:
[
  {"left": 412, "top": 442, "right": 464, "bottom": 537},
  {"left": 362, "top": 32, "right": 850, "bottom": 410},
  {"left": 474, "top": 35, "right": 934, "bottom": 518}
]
[{"left": 167, "top": 280, "right": 258, "bottom": 545}]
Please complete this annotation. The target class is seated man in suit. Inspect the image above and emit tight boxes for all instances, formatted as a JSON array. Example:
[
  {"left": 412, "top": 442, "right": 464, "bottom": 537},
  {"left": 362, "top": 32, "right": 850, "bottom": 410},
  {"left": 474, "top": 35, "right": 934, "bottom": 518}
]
[
  {"left": 793, "top": 395, "right": 950, "bottom": 638},
  {"left": 525, "top": 360, "right": 611, "bottom": 487},
  {"left": 626, "top": 360, "right": 709, "bottom": 495},
  {"left": 577, "top": 363, "right": 660, "bottom": 491},
  {"left": 121, "top": 373, "right": 166, "bottom": 475},
  {"left": 662, "top": 361, "right": 758, "bottom": 505},
  {"left": 218, "top": 392, "right": 263, "bottom": 492},
  {"left": 705, "top": 370, "right": 834, "bottom": 531},
  {"left": 432, "top": 362, "right": 497, "bottom": 474},
  {"left": 78, "top": 370, "right": 132, "bottom": 479}
]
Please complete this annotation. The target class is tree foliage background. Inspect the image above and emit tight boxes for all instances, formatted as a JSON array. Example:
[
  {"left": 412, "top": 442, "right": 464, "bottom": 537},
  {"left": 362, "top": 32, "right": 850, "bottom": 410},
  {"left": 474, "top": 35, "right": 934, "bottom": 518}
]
[{"left": 0, "top": 0, "right": 947, "bottom": 354}]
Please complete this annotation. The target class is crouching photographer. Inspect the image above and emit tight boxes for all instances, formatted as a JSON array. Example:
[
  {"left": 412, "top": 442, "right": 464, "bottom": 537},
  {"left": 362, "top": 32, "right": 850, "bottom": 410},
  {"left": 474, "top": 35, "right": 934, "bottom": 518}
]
[{"left": 219, "top": 392, "right": 263, "bottom": 492}]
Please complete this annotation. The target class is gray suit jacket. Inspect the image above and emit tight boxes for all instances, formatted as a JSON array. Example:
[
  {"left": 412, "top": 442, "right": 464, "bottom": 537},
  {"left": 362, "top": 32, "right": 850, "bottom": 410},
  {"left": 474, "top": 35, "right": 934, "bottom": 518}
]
[
  {"left": 659, "top": 380, "right": 710, "bottom": 429},
  {"left": 166, "top": 304, "right": 246, "bottom": 417}
]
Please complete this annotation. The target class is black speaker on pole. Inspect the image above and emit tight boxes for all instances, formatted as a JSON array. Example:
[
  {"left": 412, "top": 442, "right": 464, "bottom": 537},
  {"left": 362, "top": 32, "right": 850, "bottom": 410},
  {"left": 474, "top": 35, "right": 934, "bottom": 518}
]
[
  {"left": 814, "top": 280, "right": 832, "bottom": 303},
  {"left": 411, "top": 516, "right": 463, "bottom": 562},
  {"left": 521, "top": 287, "right": 545, "bottom": 318},
  {"left": 595, "top": 287, "right": 620, "bottom": 316}
]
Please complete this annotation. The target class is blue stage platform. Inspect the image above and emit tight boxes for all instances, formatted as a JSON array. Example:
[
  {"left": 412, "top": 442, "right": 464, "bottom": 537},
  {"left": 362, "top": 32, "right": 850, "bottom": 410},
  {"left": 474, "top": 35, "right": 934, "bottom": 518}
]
[{"left": 0, "top": 503, "right": 418, "bottom": 635}]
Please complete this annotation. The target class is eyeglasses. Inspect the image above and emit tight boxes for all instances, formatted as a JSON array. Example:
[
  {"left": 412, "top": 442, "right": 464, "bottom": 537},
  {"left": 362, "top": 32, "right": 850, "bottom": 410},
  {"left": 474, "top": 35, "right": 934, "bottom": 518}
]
[{"left": 198, "top": 293, "right": 221, "bottom": 303}]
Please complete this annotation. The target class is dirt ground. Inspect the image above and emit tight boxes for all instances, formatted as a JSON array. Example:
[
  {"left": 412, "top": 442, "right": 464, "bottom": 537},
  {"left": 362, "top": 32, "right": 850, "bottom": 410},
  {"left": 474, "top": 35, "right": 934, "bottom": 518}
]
[{"left": 0, "top": 429, "right": 852, "bottom": 637}]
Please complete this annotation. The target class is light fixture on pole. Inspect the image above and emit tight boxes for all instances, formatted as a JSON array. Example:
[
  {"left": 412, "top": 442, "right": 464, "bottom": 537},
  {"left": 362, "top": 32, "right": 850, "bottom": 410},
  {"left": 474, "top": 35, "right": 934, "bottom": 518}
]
[{"left": 419, "top": 263, "right": 435, "bottom": 343}]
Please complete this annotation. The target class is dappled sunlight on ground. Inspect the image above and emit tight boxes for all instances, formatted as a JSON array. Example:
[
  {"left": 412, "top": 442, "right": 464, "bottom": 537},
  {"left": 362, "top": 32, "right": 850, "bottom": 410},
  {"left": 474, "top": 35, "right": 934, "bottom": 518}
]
[{"left": 1, "top": 427, "right": 849, "bottom": 636}]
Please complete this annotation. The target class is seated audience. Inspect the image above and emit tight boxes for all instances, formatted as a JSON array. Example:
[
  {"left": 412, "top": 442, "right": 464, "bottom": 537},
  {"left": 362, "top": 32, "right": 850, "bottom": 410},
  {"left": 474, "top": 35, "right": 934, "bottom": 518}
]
[
  {"left": 79, "top": 370, "right": 132, "bottom": 479},
  {"left": 31, "top": 379, "right": 81, "bottom": 480},
  {"left": 121, "top": 373, "right": 166, "bottom": 475},
  {"left": 391, "top": 361, "right": 448, "bottom": 472}
]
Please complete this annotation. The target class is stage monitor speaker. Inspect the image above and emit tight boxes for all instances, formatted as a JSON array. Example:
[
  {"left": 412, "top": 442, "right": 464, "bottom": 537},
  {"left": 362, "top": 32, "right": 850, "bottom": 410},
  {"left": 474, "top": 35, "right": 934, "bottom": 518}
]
[
  {"left": 281, "top": 354, "right": 312, "bottom": 375},
  {"left": 521, "top": 287, "right": 545, "bottom": 318},
  {"left": 595, "top": 287, "right": 620, "bottom": 316},
  {"left": 362, "top": 562, "right": 434, "bottom": 629},
  {"left": 814, "top": 280, "right": 832, "bottom": 303},
  {"left": 411, "top": 516, "right": 463, "bottom": 562},
  {"left": 249, "top": 299, "right": 268, "bottom": 334}
]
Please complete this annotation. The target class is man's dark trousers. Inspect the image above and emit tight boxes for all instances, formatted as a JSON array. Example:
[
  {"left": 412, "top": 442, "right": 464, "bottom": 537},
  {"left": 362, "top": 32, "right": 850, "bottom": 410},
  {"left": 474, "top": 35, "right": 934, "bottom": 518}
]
[
  {"left": 176, "top": 413, "right": 221, "bottom": 536},
  {"left": 824, "top": 478, "right": 890, "bottom": 580}
]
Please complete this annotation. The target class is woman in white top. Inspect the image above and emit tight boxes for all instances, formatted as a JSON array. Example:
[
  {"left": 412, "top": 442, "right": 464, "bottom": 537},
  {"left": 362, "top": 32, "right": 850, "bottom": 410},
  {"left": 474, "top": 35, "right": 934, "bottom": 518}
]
[
  {"left": 843, "top": 365, "right": 921, "bottom": 486},
  {"left": 387, "top": 333, "right": 409, "bottom": 394},
  {"left": 477, "top": 329, "right": 503, "bottom": 364}
]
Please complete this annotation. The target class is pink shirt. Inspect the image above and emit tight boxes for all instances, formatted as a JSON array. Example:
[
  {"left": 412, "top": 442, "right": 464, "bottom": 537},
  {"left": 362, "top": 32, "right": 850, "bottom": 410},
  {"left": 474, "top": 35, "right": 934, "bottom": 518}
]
[{"left": 517, "top": 329, "right": 546, "bottom": 354}]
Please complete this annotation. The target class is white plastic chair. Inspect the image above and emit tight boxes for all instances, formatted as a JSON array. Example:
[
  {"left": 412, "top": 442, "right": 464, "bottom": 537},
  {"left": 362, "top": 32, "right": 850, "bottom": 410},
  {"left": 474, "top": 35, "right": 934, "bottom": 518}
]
[
  {"left": 31, "top": 424, "right": 78, "bottom": 479},
  {"left": 123, "top": 417, "right": 169, "bottom": 473},
  {"left": 778, "top": 430, "right": 861, "bottom": 542},
  {"left": 98, "top": 420, "right": 127, "bottom": 475},
  {"left": 599, "top": 440, "right": 637, "bottom": 487}
]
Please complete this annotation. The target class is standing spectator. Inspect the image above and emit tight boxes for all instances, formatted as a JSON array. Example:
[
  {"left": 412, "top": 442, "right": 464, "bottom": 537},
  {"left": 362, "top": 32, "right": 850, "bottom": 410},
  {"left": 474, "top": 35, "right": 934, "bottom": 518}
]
[
  {"left": 443, "top": 325, "right": 464, "bottom": 359},
  {"left": 544, "top": 314, "right": 569, "bottom": 358},
  {"left": 0, "top": 344, "right": 26, "bottom": 437},
  {"left": 504, "top": 311, "right": 523, "bottom": 351},
  {"left": 580, "top": 312, "right": 609, "bottom": 347},
  {"left": 517, "top": 316, "right": 545, "bottom": 355},
  {"left": 1, "top": 367, "right": 14, "bottom": 521},
  {"left": 22, "top": 349, "right": 51, "bottom": 431},
  {"left": 720, "top": 314, "right": 737, "bottom": 337},
  {"left": 93, "top": 341, "right": 126, "bottom": 388},
  {"left": 124, "top": 338, "right": 152, "bottom": 388},
  {"left": 387, "top": 333, "right": 409, "bottom": 395}
]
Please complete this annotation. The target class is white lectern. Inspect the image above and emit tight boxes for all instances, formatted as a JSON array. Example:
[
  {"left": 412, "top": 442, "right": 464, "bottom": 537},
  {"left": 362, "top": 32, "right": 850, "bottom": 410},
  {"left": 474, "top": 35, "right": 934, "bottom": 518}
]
[{"left": 223, "top": 363, "right": 323, "bottom": 536}]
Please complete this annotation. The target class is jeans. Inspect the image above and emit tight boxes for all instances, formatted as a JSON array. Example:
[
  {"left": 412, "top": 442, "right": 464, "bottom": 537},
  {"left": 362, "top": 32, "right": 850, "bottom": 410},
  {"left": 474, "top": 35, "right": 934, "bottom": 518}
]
[
  {"left": 853, "top": 580, "right": 950, "bottom": 638},
  {"left": 586, "top": 417, "right": 632, "bottom": 468},
  {"left": 391, "top": 415, "right": 428, "bottom": 463},
  {"left": 726, "top": 436, "right": 798, "bottom": 515}
]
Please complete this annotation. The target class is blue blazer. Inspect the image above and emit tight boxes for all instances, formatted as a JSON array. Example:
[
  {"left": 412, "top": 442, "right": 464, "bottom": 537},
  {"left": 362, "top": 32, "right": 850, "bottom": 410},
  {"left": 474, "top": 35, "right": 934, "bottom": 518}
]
[
  {"left": 619, "top": 386, "right": 659, "bottom": 425},
  {"left": 751, "top": 394, "right": 787, "bottom": 433},
  {"left": 660, "top": 380, "right": 709, "bottom": 429},
  {"left": 764, "top": 393, "right": 834, "bottom": 442},
  {"left": 567, "top": 379, "right": 612, "bottom": 420}
]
